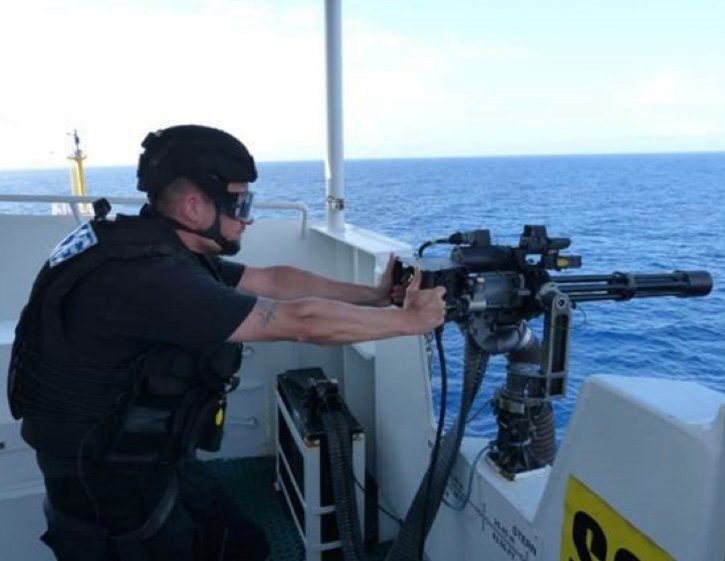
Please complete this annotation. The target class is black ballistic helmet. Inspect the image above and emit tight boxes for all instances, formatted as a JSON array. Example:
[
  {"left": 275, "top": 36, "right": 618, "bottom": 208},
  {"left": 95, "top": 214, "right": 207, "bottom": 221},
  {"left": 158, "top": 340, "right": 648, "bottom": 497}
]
[{"left": 136, "top": 124, "right": 257, "bottom": 200}]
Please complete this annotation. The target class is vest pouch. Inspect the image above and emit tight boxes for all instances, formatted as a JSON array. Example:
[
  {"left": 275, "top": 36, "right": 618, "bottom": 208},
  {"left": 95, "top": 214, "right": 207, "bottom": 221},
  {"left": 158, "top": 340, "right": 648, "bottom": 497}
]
[
  {"left": 105, "top": 404, "right": 176, "bottom": 468},
  {"left": 203, "top": 343, "right": 242, "bottom": 383},
  {"left": 104, "top": 347, "right": 201, "bottom": 467},
  {"left": 197, "top": 397, "right": 226, "bottom": 452},
  {"left": 142, "top": 349, "right": 198, "bottom": 396},
  {"left": 171, "top": 388, "right": 226, "bottom": 454}
]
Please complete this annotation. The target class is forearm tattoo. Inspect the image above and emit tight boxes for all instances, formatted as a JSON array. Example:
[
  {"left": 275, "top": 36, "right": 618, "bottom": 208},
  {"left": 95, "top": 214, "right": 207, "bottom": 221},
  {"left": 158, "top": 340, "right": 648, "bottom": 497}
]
[{"left": 257, "top": 298, "right": 277, "bottom": 325}]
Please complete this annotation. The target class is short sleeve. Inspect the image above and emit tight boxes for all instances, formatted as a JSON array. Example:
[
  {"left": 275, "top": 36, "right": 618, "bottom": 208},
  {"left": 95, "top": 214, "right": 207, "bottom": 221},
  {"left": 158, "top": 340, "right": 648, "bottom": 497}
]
[
  {"left": 66, "top": 256, "right": 257, "bottom": 350},
  {"left": 207, "top": 257, "right": 246, "bottom": 288}
]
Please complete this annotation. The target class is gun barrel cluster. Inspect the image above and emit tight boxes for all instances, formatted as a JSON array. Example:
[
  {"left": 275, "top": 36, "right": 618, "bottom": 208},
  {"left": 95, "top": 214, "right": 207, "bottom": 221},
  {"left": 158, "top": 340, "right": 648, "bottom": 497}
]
[{"left": 552, "top": 270, "right": 712, "bottom": 303}]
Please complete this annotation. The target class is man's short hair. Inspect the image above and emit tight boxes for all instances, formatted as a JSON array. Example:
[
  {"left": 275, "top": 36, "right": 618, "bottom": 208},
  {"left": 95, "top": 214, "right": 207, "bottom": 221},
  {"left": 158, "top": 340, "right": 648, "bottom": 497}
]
[{"left": 151, "top": 177, "right": 209, "bottom": 217}]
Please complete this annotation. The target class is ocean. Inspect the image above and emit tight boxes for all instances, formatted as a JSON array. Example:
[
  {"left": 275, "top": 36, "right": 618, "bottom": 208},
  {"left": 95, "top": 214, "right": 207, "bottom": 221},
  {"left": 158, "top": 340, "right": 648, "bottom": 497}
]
[{"left": 1, "top": 153, "right": 724, "bottom": 437}]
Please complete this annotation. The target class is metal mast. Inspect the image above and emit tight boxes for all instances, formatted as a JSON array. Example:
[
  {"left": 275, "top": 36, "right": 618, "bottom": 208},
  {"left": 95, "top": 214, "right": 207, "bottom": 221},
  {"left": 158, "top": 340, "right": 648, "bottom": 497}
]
[{"left": 324, "top": 0, "right": 345, "bottom": 232}]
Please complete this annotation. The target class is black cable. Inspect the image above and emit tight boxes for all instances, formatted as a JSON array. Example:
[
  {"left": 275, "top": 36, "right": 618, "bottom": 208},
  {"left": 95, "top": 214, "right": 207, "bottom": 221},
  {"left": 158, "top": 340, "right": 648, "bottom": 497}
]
[
  {"left": 416, "top": 237, "right": 450, "bottom": 257},
  {"left": 319, "top": 411, "right": 404, "bottom": 527},
  {"left": 417, "top": 240, "right": 434, "bottom": 257},
  {"left": 385, "top": 333, "right": 488, "bottom": 561},
  {"left": 336, "top": 333, "right": 489, "bottom": 530},
  {"left": 347, "top": 466, "right": 403, "bottom": 526},
  {"left": 77, "top": 422, "right": 104, "bottom": 524},
  {"left": 417, "top": 326, "right": 447, "bottom": 560}
]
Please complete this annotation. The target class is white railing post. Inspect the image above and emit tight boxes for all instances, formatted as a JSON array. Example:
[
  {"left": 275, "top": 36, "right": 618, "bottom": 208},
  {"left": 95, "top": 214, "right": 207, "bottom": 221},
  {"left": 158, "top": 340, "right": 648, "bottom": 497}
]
[{"left": 324, "top": 0, "right": 345, "bottom": 233}]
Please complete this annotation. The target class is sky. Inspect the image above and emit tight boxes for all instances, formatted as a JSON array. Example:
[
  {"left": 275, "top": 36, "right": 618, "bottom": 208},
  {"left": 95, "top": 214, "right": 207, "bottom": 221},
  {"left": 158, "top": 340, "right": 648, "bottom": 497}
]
[{"left": 0, "top": 0, "right": 724, "bottom": 169}]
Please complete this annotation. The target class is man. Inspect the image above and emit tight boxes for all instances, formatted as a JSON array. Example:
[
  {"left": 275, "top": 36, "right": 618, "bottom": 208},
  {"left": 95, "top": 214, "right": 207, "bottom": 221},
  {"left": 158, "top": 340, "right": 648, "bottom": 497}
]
[{"left": 7, "top": 124, "right": 445, "bottom": 560}]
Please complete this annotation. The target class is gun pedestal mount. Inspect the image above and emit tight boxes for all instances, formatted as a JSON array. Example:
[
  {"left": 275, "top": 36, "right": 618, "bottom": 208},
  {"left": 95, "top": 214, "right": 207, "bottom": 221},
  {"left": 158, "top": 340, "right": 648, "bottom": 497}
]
[{"left": 466, "top": 284, "right": 571, "bottom": 478}]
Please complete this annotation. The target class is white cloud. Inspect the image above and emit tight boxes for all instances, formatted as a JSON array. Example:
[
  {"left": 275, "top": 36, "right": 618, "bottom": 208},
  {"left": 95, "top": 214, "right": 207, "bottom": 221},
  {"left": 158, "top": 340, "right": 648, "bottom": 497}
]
[
  {"left": 0, "top": 0, "right": 326, "bottom": 168},
  {"left": 0, "top": 1, "right": 723, "bottom": 169},
  {"left": 614, "top": 68, "right": 725, "bottom": 107}
]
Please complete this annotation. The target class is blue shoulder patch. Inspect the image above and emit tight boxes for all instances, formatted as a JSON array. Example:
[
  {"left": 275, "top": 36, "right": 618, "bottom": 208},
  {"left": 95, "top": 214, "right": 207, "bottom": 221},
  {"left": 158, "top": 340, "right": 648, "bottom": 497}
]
[{"left": 48, "top": 222, "right": 99, "bottom": 267}]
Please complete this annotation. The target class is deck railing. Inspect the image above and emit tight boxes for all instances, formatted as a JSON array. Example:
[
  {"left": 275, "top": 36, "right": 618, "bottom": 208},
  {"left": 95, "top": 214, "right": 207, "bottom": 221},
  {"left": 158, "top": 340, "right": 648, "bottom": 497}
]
[{"left": 0, "top": 194, "right": 309, "bottom": 232}]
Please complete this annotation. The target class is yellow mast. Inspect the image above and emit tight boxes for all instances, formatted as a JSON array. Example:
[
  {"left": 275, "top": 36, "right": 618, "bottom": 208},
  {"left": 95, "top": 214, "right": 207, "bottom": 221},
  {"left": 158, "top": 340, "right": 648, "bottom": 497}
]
[{"left": 67, "top": 129, "right": 87, "bottom": 197}]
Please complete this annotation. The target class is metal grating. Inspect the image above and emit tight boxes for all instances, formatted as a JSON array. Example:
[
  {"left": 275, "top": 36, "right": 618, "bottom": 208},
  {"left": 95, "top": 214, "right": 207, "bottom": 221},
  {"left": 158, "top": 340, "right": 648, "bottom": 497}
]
[
  {"left": 206, "top": 456, "right": 305, "bottom": 561},
  {"left": 206, "top": 456, "right": 393, "bottom": 561}
]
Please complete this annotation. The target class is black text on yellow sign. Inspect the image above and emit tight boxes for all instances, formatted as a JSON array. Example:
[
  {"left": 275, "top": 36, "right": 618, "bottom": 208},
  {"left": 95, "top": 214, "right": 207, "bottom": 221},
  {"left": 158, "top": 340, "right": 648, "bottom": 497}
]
[{"left": 560, "top": 476, "right": 674, "bottom": 561}]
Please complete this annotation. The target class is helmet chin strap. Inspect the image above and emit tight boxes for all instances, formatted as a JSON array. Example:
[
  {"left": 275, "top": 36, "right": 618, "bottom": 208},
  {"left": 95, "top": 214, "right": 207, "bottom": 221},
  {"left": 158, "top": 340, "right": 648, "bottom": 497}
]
[{"left": 142, "top": 203, "right": 240, "bottom": 256}]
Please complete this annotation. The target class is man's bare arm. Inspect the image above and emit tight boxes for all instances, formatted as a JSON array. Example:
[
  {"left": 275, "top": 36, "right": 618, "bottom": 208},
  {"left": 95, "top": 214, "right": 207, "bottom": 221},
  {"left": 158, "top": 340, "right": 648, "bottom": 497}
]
[
  {"left": 237, "top": 254, "right": 397, "bottom": 307},
  {"left": 228, "top": 269, "right": 444, "bottom": 344}
]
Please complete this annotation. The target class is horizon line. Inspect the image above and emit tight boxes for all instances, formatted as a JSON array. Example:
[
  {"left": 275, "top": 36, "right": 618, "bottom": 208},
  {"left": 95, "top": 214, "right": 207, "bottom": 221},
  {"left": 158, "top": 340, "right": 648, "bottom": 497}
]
[{"left": 1, "top": 148, "right": 724, "bottom": 173}]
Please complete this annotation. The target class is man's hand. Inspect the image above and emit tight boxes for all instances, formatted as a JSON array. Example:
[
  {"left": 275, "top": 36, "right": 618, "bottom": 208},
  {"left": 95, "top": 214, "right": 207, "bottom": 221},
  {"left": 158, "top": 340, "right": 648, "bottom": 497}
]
[
  {"left": 373, "top": 253, "right": 397, "bottom": 306},
  {"left": 402, "top": 268, "right": 446, "bottom": 332},
  {"left": 376, "top": 253, "right": 408, "bottom": 306}
]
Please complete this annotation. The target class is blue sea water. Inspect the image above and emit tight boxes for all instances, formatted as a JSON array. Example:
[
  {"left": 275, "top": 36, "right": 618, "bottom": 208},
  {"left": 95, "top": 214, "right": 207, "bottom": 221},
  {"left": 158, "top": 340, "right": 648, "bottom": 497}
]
[{"left": 1, "top": 153, "right": 724, "bottom": 437}]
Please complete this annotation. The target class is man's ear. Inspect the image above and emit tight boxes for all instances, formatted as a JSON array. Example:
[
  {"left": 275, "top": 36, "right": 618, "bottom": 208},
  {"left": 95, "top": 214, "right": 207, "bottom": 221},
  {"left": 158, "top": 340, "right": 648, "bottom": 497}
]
[{"left": 178, "top": 190, "right": 208, "bottom": 226}]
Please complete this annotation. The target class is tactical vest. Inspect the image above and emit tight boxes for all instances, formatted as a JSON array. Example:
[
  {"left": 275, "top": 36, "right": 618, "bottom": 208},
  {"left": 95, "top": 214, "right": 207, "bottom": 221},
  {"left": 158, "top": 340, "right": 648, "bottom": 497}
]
[{"left": 7, "top": 211, "right": 242, "bottom": 468}]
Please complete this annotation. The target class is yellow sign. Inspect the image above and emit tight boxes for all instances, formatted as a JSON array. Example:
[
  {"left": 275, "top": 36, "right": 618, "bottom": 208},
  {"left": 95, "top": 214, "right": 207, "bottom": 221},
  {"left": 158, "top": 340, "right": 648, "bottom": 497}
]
[{"left": 560, "top": 476, "right": 675, "bottom": 561}]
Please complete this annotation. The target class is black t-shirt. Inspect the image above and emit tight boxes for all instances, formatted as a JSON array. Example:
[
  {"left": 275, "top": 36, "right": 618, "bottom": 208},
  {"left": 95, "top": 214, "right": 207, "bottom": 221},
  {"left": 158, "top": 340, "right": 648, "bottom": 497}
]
[{"left": 63, "top": 253, "right": 257, "bottom": 363}]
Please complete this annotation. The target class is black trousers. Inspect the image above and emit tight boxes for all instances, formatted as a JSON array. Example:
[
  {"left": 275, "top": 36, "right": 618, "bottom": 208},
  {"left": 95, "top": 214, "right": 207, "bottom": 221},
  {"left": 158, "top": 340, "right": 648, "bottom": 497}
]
[{"left": 38, "top": 455, "right": 270, "bottom": 561}]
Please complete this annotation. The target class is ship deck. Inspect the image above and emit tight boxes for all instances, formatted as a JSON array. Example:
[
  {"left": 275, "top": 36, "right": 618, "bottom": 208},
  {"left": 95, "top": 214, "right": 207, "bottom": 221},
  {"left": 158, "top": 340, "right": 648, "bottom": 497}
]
[{"left": 208, "top": 456, "right": 391, "bottom": 561}]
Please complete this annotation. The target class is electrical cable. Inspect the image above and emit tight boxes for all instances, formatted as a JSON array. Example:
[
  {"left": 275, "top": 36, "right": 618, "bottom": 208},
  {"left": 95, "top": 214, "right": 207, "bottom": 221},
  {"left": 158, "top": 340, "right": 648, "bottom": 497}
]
[
  {"left": 385, "top": 334, "right": 489, "bottom": 561},
  {"left": 442, "top": 443, "right": 491, "bottom": 511},
  {"left": 351, "top": 476, "right": 403, "bottom": 527},
  {"left": 333, "top": 429, "right": 404, "bottom": 526}
]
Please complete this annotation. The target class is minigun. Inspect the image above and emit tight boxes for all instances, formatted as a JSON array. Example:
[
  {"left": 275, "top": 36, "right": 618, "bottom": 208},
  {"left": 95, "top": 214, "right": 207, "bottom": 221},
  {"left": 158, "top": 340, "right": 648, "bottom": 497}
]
[{"left": 393, "top": 225, "right": 713, "bottom": 476}]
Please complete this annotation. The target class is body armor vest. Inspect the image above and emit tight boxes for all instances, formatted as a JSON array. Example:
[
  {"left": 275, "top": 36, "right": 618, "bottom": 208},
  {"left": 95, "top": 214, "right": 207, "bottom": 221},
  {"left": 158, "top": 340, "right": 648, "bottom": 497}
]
[{"left": 7, "top": 210, "right": 242, "bottom": 467}]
